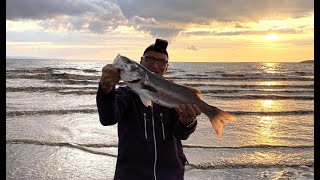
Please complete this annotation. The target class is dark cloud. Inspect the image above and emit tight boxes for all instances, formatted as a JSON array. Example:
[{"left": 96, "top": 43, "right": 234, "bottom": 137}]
[
  {"left": 117, "top": 0, "right": 313, "bottom": 39},
  {"left": 6, "top": 0, "right": 127, "bottom": 33},
  {"left": 7, "top": 0, "right": 92, "bottom": 20},
  {"left": 6, "top": 0, "right": 313, "bottom": 39},
  {"left": 117, "top": 0, "right": 313, "bottom": 22}
]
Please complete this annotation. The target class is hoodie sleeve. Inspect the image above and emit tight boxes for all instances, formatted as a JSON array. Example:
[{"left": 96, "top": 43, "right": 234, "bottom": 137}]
[
  {"left": 172, "top": 111, "right": 197, "bottom": 140},
  {"left": 96, "top": 84, "right": 130, "bottom": 126}
]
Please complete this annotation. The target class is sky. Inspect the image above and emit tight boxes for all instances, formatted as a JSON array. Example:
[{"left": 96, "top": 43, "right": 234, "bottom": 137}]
[{"left": 6, "top": 0, "right": 314, "bottom": 62}]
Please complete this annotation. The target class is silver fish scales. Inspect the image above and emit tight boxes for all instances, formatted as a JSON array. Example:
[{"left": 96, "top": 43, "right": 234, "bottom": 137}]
[{"left": 112, "top": 54, "right": 237, "bottom": 137}]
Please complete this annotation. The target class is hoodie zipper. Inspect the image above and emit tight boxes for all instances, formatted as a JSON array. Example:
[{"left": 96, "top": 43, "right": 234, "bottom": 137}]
[
  {"left": 160, "top": 113, "right": 165, "bottom": 140},
  {"left": 151, "top": 104, "right": 157, "bottom": 180},
  {"left": 144, "top": 113, "right": 147, "bottom": 139}
]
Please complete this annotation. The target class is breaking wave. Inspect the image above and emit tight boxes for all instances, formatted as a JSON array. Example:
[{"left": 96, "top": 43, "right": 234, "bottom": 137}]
[
  {"left": 7, "top": 139, "right": 314, "bottom": 169},
  {"left": 6, "top": 86, "right": 313, "bottom": 96},
  {"left": 182, "top": 144, "right": 313, "bottom": 149},
  {"left": 232, "top": 110, "right": 314, "bottom": 115},
  {"left": 6, "top": 109, "right": 97, "bottom": 117},
  {"left": 6, "top": 139, "right": 117, "bottom": 157},
  {"left": 7, "top": 138, "right": 313, "bottom": 150},
  {"left": 209, "top": 95, "right": 313, "bottom": 100},
  {"left": 200, "top": 89, "right": 313, "bottom": 94},
  {"left": 181, "top": 83, "right": 314, "bottom": 89},
  {"left": 6, "top": 67, "right": 314, "bottom": 82},
  {"left": 187, "top": 162, "right": 314, "bottom": 170},
  {"left": 169, "top": 76, "right": 314, "bottom": 81},
  {"left": 6, "top": 109, "right": 313, "bottom": 117}
]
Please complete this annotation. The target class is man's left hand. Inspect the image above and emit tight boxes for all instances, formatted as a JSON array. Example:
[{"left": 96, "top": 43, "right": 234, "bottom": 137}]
[{"left": 175, "top": 104, "right": 201, "bottom": 126}]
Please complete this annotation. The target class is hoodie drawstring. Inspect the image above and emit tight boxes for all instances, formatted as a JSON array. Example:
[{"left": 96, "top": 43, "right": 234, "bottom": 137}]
[
  {"left": 144, "top": 113, "right": 147, "bottom": 139},
  {"left": 160, "top": 113, "right": 165, "bottom": 140}
]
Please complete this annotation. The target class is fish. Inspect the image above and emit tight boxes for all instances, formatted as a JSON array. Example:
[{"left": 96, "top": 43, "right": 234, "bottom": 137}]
[{"left": 112, "top": 54, "right": 237, "bottom": 137}]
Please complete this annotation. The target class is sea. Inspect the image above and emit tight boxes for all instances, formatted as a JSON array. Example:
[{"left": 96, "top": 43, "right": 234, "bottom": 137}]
[{"left": 6, "top": 58, "right": 314, "bottom": 180}]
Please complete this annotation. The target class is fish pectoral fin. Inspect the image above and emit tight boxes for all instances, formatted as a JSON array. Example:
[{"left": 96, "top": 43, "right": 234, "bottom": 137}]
[{"left": 140, "top": 95, "right": 152, "bottom": 107}]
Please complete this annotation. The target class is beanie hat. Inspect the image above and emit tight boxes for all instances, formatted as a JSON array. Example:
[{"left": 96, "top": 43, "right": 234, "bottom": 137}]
[{"left": 143, "top": 38, "right": 168, "bottom": 58}]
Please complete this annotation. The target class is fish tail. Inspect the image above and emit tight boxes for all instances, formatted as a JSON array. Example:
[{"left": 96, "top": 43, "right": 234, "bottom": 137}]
[{"left": 206, "top": 106, "right": 237, "bottom": 138}]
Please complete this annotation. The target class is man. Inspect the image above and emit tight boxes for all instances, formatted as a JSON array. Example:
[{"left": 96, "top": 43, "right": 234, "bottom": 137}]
[{"left": 96, "top": 39, "right": 201, "bottom": 180}]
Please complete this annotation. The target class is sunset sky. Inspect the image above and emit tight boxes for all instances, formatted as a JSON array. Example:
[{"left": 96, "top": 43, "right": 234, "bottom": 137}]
[{"left": 6, "top": 0, "right": 314, "bottom": 62}]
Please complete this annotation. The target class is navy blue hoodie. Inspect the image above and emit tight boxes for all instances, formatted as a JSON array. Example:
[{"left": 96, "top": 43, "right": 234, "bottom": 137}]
[{"left": 96, "top": 85, "right": 197, "bottom": 180}]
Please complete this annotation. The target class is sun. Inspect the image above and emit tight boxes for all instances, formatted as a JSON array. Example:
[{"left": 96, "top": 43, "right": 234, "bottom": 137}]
[{"left": 264, "top": 33, "right": 279, "bottom": 41}]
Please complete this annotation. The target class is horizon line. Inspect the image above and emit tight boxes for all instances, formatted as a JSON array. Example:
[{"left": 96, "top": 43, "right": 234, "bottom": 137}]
[{"left": 6, "top": 56, "right": 314, "bottom": 63}]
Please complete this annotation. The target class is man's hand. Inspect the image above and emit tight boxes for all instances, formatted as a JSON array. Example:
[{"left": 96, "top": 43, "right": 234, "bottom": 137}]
[
  {"left": 175, "top": 86, "right": 202, "bottom": 126},
  {"left": 175, "top": 104, "right": 201, "bottom": 126},
  {"left": 100, "top": 64, "right": 121, "bottom": 94}
]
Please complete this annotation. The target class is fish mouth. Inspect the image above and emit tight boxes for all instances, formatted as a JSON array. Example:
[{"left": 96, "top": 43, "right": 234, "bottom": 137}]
[{"left": 127, "top": 79, "right": 141, "bottom": 83}]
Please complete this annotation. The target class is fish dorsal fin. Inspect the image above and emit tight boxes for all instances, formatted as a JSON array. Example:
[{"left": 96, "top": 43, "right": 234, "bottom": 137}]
[
  {"left": 193, "top": 89, "right": 203, "bottom": 99},
  {"left": 139, "top": 95, "right": 152, "bottom": 107},
  {"left": 184, "top": 85, "right": 202, "bottom": 99},
  {"left": 164, "top": 77, "right": 174, "bottom": 83}
]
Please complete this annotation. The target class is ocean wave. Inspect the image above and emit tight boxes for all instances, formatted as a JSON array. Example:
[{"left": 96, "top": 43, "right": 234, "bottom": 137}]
[
  {"left": 182, "top": 83, "right": 314, "bottom": 89},
  {"left": 6, "top": 67, "right": 54, "bottom": 74},
  {"left": 6, "top": 86, "right": 98, "bottom": 95},
  {"left": 57, "top": 90, "right": 97, "bottom": 95},
  {"left": 51, "top": 73, "right": 99, "bottom": 80},
  {"left": 6, "top": 67, "right": 95, "bottom": 74},
  {"left": 6, "top": 139, "right": 117, "bottom": 157},
  {"left": 6, "top": 86, "right": 97, "bottom": 92},
  {"left": 6, "top": 85, "right": 313, "bottom": 97},
  {"left": 6, "top": 67, "right": 100, "bottom": 81},
  {"left": 182, "top": 144, "right": 314, "bottom": 149},
  {"left": 8, "top": 139, "right": 313, "bottom": 150},
  {"left": 231, "top": 110, "right": 314, "bottom": 116},
  {"left": 6, "top": 109, "right": 314, "bottom": 117},
  {"left": 6, "top": 72, "right": 100, "bottom": 81},
  {"left": 201, "top": 89, "right": 313, "bottom": 94},
  {"left": 48, "top": 79, "right": 99, "bottom": 85},
  {"left": 83, "top": 69, "right": 99, "bottom": 73},
  {"left": 7, "top": 139, "right": 314, "bottom": 170},
  {"left": 209, "top": 95, "right": 314, "bottom": 100},
  {"left": 7, "top": 68, "right": 314, "bottom": 82},
  {"left": 6, "top": 73, "right": 51, "bottom": 80},
  {"left": 7, "top": 139, "right": 313, "bottom": 162},
  {"left": 6, "top": 109, "right": 97, "bottom": 117},
  {"left": 294, "top": 71, "right": 314, "bottom": 76},
  {"left": 187, "top": 162, "right": 314, "bottom": 170},
  {"left": 169, "top": 76, "right": 314, "bottom": 81}
]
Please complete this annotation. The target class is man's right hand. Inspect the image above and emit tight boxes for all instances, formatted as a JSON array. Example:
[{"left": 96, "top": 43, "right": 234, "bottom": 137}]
[{"left": 99, "top": 64, "right": 121, "bottom": 94}]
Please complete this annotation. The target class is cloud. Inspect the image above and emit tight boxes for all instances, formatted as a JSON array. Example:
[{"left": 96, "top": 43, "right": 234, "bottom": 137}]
[
  {"left": 130, "top": 16, "right": 159, "bottom": 25},
  {"left": 187, "top": 45, "right": 198, "bottom": 51},
  {"left": 6, "top": 0, "right": 313, "bottom": 39},
  {"left": 181, "top": 27, "right": 304, "bottom": 36},
  {"left": 6, "top": 0, "right": 127, "bottom": 33}
]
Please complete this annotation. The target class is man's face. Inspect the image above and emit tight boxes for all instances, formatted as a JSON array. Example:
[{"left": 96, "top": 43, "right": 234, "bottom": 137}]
[{"left": 140, "top": 51, "right": 168, "bottom": 76}]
